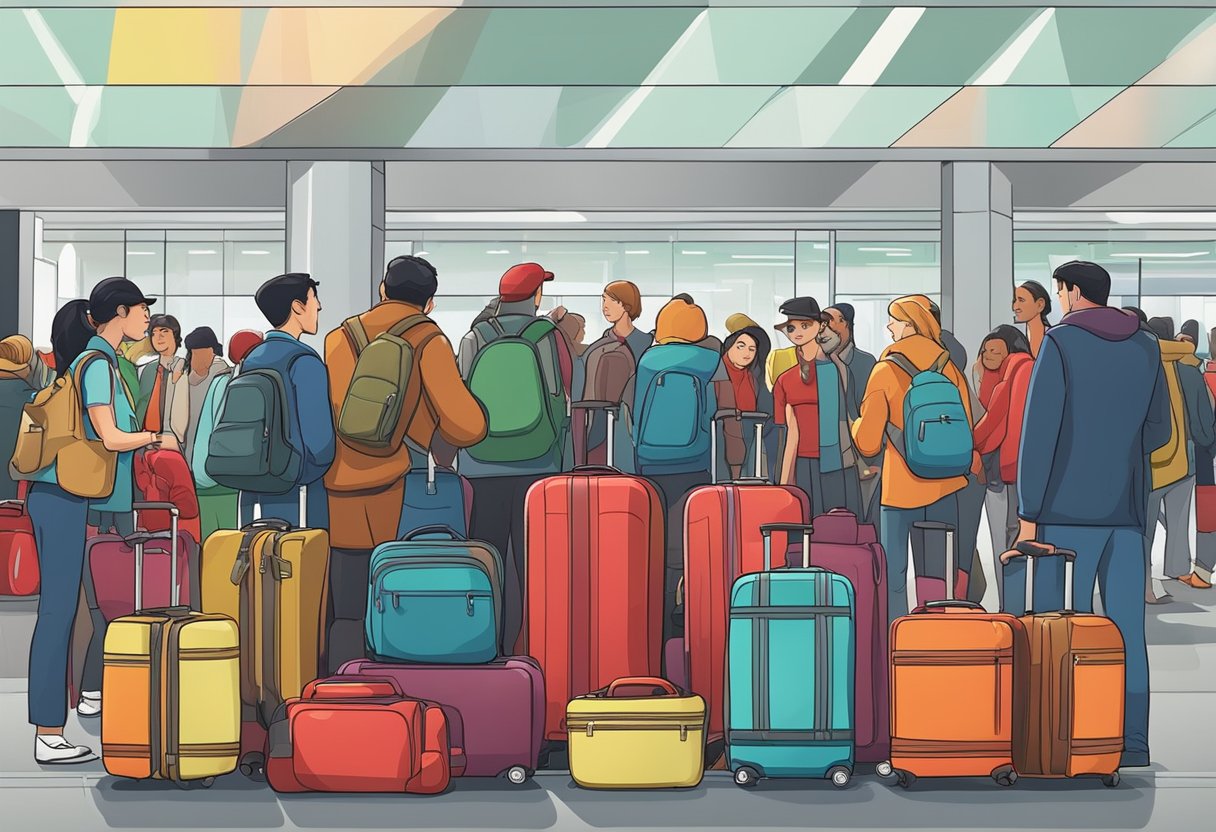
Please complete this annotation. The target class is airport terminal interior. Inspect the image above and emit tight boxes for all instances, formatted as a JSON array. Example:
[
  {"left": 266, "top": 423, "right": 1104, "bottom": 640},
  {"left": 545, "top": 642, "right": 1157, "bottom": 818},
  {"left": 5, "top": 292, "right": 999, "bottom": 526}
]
[{"left": 2, "top": 2, "right": 1216, "bottom": 830}]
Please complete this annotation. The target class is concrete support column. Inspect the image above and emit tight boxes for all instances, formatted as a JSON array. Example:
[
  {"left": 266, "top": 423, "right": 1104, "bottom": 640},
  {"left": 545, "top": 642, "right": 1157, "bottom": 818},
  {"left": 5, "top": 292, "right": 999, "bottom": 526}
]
[
  {"left": 285, "top": 161, "right": 385, "bottom": 344},
  {"left": 940, "top": 162, "right": 1014, "bottom": 365},
  {"left": 1, "top": 210, "right": 41, "bottom": 340}
]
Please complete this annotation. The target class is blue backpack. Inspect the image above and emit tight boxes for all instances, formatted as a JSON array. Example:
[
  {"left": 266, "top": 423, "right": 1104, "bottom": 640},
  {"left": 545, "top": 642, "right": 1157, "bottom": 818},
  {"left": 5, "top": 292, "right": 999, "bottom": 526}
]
[
  {"left": 884, "top": 351, "right": 973, "bottom": 479},
  {"left": 633, "top": 344, "right": 720, "bottom": 475}
]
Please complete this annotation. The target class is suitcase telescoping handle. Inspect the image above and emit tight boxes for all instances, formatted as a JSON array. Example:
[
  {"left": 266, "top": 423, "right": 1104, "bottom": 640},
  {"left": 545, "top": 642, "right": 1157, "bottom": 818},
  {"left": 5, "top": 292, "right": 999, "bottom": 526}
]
[
  {"left": 606, "top": 676, "right": 678, "bottom": 698},
  {"left": 243, "top": 484, "right": 309, "bottom": 528},
  {"left": 571, "top": 401, "right": 619, "bottom": 468},
  {"left": 760, "top": 522, "right": 813, "bottom": 570},
  {"left": 400, "top": 524, "right": 466, "bottom": 542},
  {"left": 711, "top": 410, "right": 770, "bottom": 484},
  {"left": 912, "top": 520, "right": 983, "bottom": 611},
  {"left": 130, "top": 501, "right": 180, "bottom": 611},
  {"left": 1004, "top": 541, "right": 1079, "bottom": 614}
]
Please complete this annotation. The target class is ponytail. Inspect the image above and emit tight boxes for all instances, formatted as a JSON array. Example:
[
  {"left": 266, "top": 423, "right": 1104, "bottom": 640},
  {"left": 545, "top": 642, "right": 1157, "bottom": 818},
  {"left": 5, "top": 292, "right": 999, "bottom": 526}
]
[{"left": 50, "top": 299, "right": 95, "bottom": 378}]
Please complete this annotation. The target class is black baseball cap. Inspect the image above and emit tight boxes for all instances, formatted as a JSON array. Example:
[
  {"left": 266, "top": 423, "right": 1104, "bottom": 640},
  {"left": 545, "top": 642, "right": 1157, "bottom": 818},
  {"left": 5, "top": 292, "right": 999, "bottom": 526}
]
[
  {"left": 774, "top": 297, "right": 826, "bottom": 329},
  {"left": 90, "top": 276, "right": 156, "bottom": 313}
]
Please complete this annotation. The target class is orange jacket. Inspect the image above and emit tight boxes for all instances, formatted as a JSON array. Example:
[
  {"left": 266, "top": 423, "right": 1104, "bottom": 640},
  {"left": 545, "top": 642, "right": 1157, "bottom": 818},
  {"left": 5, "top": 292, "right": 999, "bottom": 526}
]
[
  {"left": 324, "top": 301, "right": 487, "bottom": 498},
  {"left": 851, "top": 333, "right": 978, "bottom": 509}
]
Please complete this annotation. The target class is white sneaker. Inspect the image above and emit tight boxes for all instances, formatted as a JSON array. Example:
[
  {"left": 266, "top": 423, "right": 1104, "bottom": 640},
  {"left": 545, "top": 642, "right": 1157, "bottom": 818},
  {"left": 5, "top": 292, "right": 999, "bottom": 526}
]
[
  {"left": 35, "top": 734, "right": 95, "bottom": 765},
  {"left": 77, "top": 691, "right": 101, "bottom": 718}
]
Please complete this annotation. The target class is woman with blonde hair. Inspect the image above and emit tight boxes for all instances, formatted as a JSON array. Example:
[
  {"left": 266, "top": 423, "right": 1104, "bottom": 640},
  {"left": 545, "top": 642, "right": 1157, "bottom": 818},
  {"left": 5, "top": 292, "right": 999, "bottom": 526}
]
[{"left": 850, "top": 294, "right": 979, "bottom": 619}]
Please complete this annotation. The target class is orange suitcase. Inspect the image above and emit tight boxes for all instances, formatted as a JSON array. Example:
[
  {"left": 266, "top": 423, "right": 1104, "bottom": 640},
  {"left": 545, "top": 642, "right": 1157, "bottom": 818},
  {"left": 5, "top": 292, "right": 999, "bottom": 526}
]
[
  {"left": 1006, "top": 542, "right": 1124, "bottom": 787},
  {"left": 886, "top": 521, "right": 1024, "bottom": 788}
]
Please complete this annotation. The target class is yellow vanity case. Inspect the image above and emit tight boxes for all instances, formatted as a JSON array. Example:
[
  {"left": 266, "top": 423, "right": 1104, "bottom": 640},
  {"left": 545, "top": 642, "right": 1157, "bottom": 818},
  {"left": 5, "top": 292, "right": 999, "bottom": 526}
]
[{"left": 566, "top": 677, "right": 706, "bottom": 789}]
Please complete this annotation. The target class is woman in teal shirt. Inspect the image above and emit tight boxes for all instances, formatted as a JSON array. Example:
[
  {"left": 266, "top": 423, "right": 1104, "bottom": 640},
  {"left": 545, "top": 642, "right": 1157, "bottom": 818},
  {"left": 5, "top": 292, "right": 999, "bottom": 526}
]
[{"left": 26, "top": 277, "right": 177, "bottom": 765}]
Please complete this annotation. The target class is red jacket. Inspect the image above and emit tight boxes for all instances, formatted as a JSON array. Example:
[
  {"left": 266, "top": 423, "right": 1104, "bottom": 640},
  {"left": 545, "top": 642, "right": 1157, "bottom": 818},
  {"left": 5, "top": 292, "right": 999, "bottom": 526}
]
[
  {"left": 973, "top": 352, "right": 1034, "bottom": 484},
  {"left": 133, "top": 448, "right": 201, "bottom": 543}
]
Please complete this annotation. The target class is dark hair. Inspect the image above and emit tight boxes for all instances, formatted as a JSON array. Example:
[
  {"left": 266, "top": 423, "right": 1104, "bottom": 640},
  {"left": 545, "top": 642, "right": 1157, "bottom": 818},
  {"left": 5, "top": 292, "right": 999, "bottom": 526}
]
[
  {"left": 1123, "top": 306, "right": 1148, "bottom": 324},
  {"left": 149, "top": 314, "right": 182, "bottom": 351},
  {"left": 1180, "top": 319, "right": 1200, "bottom": 343},
  {"left": 1148, "top": 316, "right": 1175, "bottom": 341},
  {"left": 50, "top": 277, "right": 152, "bottom": 378},
  {"left": 673, "top": 293, "right": 695, "bottom": 305},
  {"left": 1017, "top": 280, "right": 1052, "bottom": 328},
  {"left": 927, "top": 299, "right": 942, "bottom": 325},
  {"left": 982, "top": 324, "right": 1032, "bottom": 358},
  {"left": 1054, "top": 260, "right": 1110, "bottom": 306},
  {"left": 722, "top": 326, "right": 771, "bottom": 387},
  {"left": 184, "top": 326, "right": 224, "bottom": 358},
  {"left": 255, "top": 273, "right": 319, "bottom": 328},
  {"left": 383, "top": 256, "right": 438, "bottom": 305},
  {"left": 1209, "top": 326, "right": 1216, "bottom": 357}
]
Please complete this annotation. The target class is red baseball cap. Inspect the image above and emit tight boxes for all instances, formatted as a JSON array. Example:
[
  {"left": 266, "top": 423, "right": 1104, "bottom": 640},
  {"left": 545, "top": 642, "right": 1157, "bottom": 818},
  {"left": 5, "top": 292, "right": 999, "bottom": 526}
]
[{"left": 499, "top": 263, "right": 554, "bottom": 302}]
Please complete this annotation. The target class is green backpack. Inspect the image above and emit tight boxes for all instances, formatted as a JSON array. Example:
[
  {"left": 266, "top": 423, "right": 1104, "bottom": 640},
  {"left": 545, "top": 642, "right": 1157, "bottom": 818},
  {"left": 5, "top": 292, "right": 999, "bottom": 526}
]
[
  {"left": 466, "top": 317, "right": 567, "bottom": 463},
  {"left": 337, "top": 314, "right": 438, "bottom": 451}
]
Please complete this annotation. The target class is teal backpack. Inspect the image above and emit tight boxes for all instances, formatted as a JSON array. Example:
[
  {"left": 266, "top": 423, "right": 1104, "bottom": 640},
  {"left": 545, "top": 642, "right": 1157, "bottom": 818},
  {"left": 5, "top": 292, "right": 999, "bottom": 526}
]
[
  {"left": 885, "top": 350, "right": 972, "bottom": 479},
  {"left": 466, "top": 317, "right": 567, "bottom": 464},
  {"left": 205, "top": 361, "right": 303, "bottom": 494}
]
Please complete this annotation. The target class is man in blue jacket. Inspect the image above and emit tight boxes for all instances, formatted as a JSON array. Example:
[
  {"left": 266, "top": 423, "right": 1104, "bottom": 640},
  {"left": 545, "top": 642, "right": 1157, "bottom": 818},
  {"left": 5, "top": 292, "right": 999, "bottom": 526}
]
[
  {"left": 1010, "top": 261, "right": 1171, "bottom": 768},
  {"left": 239, "top": 273, "right": 335, "bottom": 526}
]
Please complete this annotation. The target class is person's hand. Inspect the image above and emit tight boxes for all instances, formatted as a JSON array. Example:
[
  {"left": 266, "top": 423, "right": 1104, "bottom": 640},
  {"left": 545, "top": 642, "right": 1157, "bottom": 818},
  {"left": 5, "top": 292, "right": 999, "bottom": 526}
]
[
  {"left": 999, "top": 519, "right": 1043, "bottom": 565},
  {"left": 156, "top": 433, "right": 180, "bottom": 453}
]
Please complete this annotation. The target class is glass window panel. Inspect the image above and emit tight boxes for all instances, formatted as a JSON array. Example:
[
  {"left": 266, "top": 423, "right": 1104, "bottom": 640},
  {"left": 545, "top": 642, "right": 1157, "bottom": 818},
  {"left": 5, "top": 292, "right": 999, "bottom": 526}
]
[
  {"left": 223, "top": 297, "right": 268, "bottom": 350},
  {"left": 225, "top": 241, "right": 285, "bottom": 295},
  {"left": 162, "top": 296, "right": 224, "bottom": 343},
  {"left": 796, "top": 233, "right": 830, "bottom": 310},
  {"left": 834, "top": 242, "right": 940, "bottom": 359},
  {"left": 126, "top": 242, "right": 165, "bottom": 297},
  {"left": 167, "top": 230, "right": 223, "bottom": 242},
  {"left": 166, "top": 242, "right": 224, "bottom": 295},
  {"left": 834, "top": 293, "right": 943, "bottom": 361},
  {"left": 673, "top": 242, "right": 795, "bottom": 341},
  {"left": 1140, "top": 254, "right": 1216, "bottom": 297},
  {"left": 42, "top": 241, "right": 124, "bottom": 299},
  {"left": 384, "top": 240, "right": 414, "bottom": 265}
]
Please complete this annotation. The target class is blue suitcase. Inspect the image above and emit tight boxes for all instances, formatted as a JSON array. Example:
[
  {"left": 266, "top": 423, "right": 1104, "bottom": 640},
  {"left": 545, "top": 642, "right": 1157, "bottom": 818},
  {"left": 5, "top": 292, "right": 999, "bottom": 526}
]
[
  {"left": 365, "top": 525, "right": 504, "bottom": 664},
  {"left": 726, "top": 522, "right": 856, "bottom": 788},
  {"left": 399, "top": 452, "right": 472, "bottom": 538}
]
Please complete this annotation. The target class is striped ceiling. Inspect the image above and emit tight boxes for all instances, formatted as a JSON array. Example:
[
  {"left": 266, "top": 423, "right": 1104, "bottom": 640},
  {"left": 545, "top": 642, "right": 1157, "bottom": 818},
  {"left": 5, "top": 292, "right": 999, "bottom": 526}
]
[{"left": 4, "top": 4, "right": 1216, "bottom": 149}]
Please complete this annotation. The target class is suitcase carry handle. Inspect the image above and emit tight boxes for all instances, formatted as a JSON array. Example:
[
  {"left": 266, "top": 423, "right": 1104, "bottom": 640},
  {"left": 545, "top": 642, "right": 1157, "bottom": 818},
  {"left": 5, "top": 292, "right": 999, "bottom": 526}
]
[
  {"left": 919, "top": 600, "right": 984, "bottom": 612},
  {"left": 131, "top": 498, "right": 181, "bottom": 611},
  {"left": 241, "top": 518, "right": 292, "bottom": 533},
  {"left": 913, "top": 520, "right": 959, "bottom": 602},
  {"left": 1005, "top": 541, "right": 1079, "bottom": 614},
  {"left": 572, "top": 401, "right": 619, "bottom": 467},
  {"left": 606, "top": 676, "right": 678, "bottom": 698},
  {"left": 760, "top": 522, "right": 813, "bottom": 570},
  {"left": 711, "top": 410, "right": 770, "bottom": 483},
  {"left": 400, "top": 524, "right": 465, "bottom": 542},
  {"left": 303, "top": 676, "right": 404, "bottom": 700},
  {"left": 0, "top": 499, "right": 27, "bottom": 515}
]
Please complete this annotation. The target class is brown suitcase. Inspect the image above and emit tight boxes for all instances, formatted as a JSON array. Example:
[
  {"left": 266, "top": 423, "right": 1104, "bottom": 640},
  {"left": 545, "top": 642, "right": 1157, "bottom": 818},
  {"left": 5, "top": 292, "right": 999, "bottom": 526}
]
[{"left": 1005, "top": 542, "right": 1124, "bottom": 787}]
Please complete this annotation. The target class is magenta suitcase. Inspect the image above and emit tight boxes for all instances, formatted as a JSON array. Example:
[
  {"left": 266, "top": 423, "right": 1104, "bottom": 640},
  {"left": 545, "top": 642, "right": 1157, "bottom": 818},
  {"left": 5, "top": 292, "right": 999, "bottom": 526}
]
[
  {"left": 86, "top": 502, "right": 196, "bottom": 622},
  {"left": 790, "top": 508, "right": 890, "bottom": 764},
  {"left": 338, "top": 656, "right": 544, "bottom": 783}
]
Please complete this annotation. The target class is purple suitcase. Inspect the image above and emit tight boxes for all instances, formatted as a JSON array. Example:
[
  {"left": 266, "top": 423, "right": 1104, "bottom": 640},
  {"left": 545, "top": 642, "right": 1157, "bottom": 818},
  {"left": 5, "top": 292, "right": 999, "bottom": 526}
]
[{"left": 338, "top": 656, "right": 544, "bottom": 782}]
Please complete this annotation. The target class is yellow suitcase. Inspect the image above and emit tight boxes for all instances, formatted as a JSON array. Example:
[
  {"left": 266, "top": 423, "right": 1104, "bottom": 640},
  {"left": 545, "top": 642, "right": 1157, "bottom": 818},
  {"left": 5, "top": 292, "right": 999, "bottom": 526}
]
[
  {"left": 200, "top": 505, "right": 329, "bottom": 728},
  {"left": 101, "top": 531, "right": 240, "bottom": 785},
  {"left": 566, "top": 676, "right": 706, "bottom": 789}
]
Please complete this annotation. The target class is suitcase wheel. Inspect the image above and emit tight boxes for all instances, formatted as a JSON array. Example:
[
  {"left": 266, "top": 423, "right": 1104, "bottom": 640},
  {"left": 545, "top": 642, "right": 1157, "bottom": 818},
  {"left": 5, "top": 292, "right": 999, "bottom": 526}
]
[
  {"left": 876, "top": 761, "right": 894, "bottom": 779},
  {"left": 733, "top": 766, "right": 760, "bottom": 788},
  {"left": 828, "top": 767, "right": 851, "bottom": 789},
  {"left": 1102, "top": 772, "right": 1120, "bottom": 788},
  {"left": 992, "top": 766, "right": 1017, "bottom": 788},
  {"left": 239, "top": 752, "right": 266, "bottom": 781},
  {"left": 893, "top": 769, "right": 916, "bottom": 789},
  {"left": 175, "top": 777, "right": 215, "bottom": 790},
  {"left": 502, "top": 766, "right": 529, "bottom": 785}
]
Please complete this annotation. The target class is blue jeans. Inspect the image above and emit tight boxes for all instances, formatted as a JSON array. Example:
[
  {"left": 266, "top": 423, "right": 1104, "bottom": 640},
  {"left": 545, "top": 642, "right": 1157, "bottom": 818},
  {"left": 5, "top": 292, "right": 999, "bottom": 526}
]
[
  {"left": 880, "top": 492, "right": 961, "bottom": 620},
  {"left": 1002, "top": 525, "right": 1150, "bottom": 758},
  {"left": 26, "top": 481, "right": 90, "bottom": 727},
  {"left": 239, "top": 482, "right": 328, "bottom": 528}
]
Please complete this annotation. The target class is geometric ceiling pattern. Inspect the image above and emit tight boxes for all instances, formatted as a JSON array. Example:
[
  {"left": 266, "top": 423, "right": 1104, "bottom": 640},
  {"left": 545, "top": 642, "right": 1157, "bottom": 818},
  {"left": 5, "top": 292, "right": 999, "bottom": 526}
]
[{"left": 5, "top": 5, "right": 1216, "bottom": 149}]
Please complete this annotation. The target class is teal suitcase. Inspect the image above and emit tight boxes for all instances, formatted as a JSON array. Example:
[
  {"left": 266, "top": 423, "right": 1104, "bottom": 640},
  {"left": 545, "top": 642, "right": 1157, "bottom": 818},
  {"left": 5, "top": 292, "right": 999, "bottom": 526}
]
[
  {"left": 365, "top": 525, "right": 504, "bottom": 664},
  {"left": 726, "top": 522, "right": 856, "bottom": 788}
]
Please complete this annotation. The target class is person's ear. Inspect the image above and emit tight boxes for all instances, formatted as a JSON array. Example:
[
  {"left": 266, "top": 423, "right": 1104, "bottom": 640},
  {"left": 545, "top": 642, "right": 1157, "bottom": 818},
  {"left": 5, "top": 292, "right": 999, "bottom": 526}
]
[
  {"left": 535, "top": 287, "right": 543, "bottom": 309},
  {"left": 292, "top": 298, "right": 306, "bottom": 317},
  {"left": 379, "top": 282, "right": 387, "bottom": 301},
  {"left": 425, "top": 297, "right": 435, "bottom": 315}
]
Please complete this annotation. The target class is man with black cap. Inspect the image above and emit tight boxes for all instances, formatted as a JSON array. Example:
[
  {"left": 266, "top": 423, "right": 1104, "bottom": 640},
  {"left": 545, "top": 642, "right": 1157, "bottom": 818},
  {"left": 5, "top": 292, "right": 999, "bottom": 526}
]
[
  {"left": 182, "top": 326, "right": 231, "bottom": 468},
  {"left": 772, "top": 296, "right": 862, "bottom": 518},
  {"left": 821, "top": 302, "right": 881, "bottom": 524}
]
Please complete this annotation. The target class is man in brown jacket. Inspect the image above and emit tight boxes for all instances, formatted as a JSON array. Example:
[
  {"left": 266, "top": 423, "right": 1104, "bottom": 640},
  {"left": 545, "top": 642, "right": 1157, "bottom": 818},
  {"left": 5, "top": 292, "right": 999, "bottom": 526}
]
[{"left": 324, "top": 255, "right": 487, "bottom": 671}]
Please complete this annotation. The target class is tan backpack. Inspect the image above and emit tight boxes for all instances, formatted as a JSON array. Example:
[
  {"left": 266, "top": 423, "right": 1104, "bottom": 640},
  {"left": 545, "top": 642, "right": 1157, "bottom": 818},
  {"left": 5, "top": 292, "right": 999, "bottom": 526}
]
[{"left": 11, "top": 350, "right": 117, "bottom": 499}]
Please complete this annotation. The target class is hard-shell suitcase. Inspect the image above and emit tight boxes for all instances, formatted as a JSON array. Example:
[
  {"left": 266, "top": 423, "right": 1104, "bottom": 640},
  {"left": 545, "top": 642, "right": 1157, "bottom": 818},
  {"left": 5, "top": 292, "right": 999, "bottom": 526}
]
[
  {"left": 365, "top": 525, "right": 504, "bottom": 664},
  {"left": 886, "top": 521, "right": 1023, "bottom": 788},
  {"left": 526, "top": 402, "right": 665, "bottom": 741},
  {"left": 101, "top": 524, "right": 240, "bottom": 784},
  {"left": 567, "top": 676, "right": 706, "bottom": 790},
  {"left": 339, "top": 656, "right": 544, "bottom": 782},
  {"left": 1005, "top": 542, "right": 1124, "bottom": 787},
  {"left": 0, "top": 498, "right": 38, "bottom": 596},
  {"left": 726, "top": 523, "right": 856, "bottom": 788},
  {"left": 682, "top": 412, "right": 807, "bottom": 741},
  {"left": 266, "top": 676, "right": 456, "bottom": 794},
  {"left": 88, "top": 502, "right": 198, "bottom": 622},
  {"left": 801, "top": 508, "right": 890, "bottom": 764},
  {"left": 199, "top": 487, "right": 329, "bottom": 775},
  {"left": 400, "top": 452, "right": 474, "bottom": 539}
]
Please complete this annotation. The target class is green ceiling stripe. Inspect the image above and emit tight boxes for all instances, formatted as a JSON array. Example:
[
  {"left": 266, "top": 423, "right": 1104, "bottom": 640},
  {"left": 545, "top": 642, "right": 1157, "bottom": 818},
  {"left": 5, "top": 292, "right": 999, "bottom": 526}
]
[
  {"left": 878, "top": 8, "right": 1034, "bottom": 86},
  {"left": 257, "top": 87, "right": 447, "bottom": 148},
  {"left": 795, "top": 8, "right": 888, "bottom": 85}
]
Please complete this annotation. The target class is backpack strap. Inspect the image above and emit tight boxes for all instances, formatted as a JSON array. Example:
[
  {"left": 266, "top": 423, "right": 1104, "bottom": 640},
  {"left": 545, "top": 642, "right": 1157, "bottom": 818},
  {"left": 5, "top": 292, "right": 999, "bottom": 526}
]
[
  {"left": 342, "top": 316, "right": 371, "bottom": 355},
  {"left": 885, "top": 352, "right": 920, "bottom": 379},
  {"left": 519, "top": 318, "right": 558, "bottom": 345},
  {"left": 386, "top": 313, "right": 431, "bottom": 340},
  {"left": 930, "top": 350, "right": 952, "bottom": 374}
]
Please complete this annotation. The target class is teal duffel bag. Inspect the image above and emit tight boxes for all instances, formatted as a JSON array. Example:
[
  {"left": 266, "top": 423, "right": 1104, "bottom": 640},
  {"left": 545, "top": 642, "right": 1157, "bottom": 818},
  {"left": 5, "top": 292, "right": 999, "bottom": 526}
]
[{"left": 365, "top": 525, "right": 504, "bottom": 664}]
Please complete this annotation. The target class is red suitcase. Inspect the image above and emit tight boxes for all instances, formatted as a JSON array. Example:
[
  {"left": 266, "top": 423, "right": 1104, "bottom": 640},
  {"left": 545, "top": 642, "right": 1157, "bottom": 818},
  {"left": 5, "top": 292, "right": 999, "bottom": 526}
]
[
  {"left": 681, "top": 411, "right": 807, "bottom": 740},
  {"left": 803, "top": 508, "right": 889, "bottom": 763},
  {"left": 339, "top": 657, "right": 544, "bottom": 782},
  {"left": 525, "top": 402, "right": 664, "bottom": 741},
  {"left": 266, "top": 676, "right": 458, "bottom": 794},
  {"left": 0, "top": 498, "right": 39, "bottom": 596}
]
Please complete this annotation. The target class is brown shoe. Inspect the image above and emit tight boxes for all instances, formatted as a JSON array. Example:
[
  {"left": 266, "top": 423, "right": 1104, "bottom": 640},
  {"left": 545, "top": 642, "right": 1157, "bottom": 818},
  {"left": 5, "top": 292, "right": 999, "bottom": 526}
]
[{"left": 1178, "top": 573, "right": 1213, "bottom": 590}]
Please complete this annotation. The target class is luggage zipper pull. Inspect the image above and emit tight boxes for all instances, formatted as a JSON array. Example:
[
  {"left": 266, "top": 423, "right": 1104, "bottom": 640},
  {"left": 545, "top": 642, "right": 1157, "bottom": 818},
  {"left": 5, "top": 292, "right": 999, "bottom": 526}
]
[
  {"left": 392, "top": 592, "right": 400, "bottom": 611},
  {"left": 466, "top": 592, "right": 476, "bottom": 616},
  {"left": 679, "top": 725, "right": 688, "bottom": 742},
  {"left": 375, "top": 595, "right": 383, "bottom": 613},
  {"left": 585, "top": 721, "right": 595, "bottom": 738}
]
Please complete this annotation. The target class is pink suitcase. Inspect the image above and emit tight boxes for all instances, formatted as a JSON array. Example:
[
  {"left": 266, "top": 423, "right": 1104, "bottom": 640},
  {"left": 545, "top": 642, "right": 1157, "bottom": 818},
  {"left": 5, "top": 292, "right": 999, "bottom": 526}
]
[
  {"left": 86, "top": 502, "right": 196, "bottom": 622},
  {"left": 339, "top": 656, "right": 544, "bottom": 783}
]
